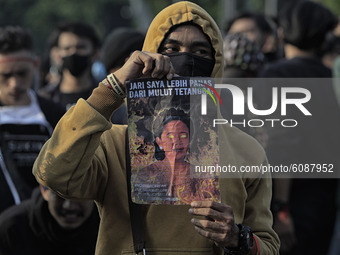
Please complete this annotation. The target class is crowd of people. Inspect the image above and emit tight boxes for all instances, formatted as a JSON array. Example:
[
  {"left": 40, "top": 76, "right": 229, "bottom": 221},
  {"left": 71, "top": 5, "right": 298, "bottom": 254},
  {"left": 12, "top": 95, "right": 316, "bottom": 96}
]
[{"left": 0, "top": 1, "right": 340, "bottom": 255}]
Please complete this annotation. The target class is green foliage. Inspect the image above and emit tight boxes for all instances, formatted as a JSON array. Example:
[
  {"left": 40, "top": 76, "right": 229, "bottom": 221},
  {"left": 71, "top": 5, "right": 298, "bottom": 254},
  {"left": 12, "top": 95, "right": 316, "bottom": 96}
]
[
  {"left": 1, "top": 0, "right": 339, "bottom": 56},
  {"left": 316, "top": 0, "right": 340, "bottom": 16},
  {"left": 0, "top": 0, "right": 223, "bottom": 56},
  {"left": 0, "top": 0, "right": 132, "bottom": 55}
]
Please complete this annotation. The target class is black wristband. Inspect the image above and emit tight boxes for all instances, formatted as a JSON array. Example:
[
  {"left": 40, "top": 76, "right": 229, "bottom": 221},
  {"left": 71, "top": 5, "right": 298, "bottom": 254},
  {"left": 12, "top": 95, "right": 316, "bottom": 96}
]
[{"left": 224, "top": 224, "right": 253, "bottom": 255}]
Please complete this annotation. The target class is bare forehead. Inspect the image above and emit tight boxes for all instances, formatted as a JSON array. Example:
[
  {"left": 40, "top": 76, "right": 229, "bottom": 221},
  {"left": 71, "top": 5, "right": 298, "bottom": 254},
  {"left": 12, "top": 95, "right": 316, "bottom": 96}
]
[
  {"left": 58, "top": 32, "right": 92, "bottom": 46},
  {"left": 229, "top": 18, "right": 257, "bottom": 32}
]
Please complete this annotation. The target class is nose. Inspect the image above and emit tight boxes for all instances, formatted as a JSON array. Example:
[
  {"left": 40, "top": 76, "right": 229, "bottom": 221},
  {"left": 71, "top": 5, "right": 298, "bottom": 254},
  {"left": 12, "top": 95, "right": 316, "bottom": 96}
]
[
  {"left": 179, "top": 46, "right": 190, "bottom": 53},
  {"left": 62, "top": 199, "right": 79, "bottom": 210},
  {"left": 172, "top": 135, "right": 184, "bottom": 145},
  {"left": 61, "top": 45, "right": 78, "bottom": 57},
  {"left": 68, "top": 46, "right": 78, "bottom": 56},
  {"left": 63, "top": 47, "right": 77, "bottom": 57},
  {"left": 7, "top": 76, "right": 20, "bottom": 89}
]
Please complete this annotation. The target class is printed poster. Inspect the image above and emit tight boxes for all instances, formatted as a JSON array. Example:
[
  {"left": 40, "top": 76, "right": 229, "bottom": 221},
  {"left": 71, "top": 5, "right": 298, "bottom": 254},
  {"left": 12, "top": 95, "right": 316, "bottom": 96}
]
[{"left": 126, "top": 77, "right": 220, "bottom": 205}]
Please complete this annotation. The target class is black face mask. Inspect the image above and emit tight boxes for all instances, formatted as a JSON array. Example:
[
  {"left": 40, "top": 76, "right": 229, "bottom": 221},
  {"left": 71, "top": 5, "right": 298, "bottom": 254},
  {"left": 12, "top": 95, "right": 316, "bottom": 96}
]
[
  {"left": 62, "top": 53, "right": 91, "bottom": 77},
  {"left": 165, "top": 52, "right": 215, "bottom": 77}
]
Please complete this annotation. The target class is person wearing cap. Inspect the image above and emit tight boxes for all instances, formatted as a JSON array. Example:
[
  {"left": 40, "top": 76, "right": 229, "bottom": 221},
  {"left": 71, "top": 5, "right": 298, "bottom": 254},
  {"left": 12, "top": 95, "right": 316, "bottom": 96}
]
[
  {"left": 101, "top": 27, "right": 145, "bottom": 74},
  {"left": 33, "top": 2, "right": 279, "bottom": 254}
]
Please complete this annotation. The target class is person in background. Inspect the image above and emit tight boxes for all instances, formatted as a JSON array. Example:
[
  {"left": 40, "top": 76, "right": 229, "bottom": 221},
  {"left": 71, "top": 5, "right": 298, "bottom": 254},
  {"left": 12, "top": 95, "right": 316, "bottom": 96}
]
[
  {"left": 33, "top": 1, "right": 279, "bottom": 254},
  {"left": 39, "top": 28, "right": 63, "bottom": 90},
  {"left": 100, "top": 27, "right": 144, "bottom": 124},
  {"left": 258, "top": 1, "right": 340, "bottom": 254},
  {"left": 224, "top": 11, "right": 283, "bottom": 64},
  {"left": 100, "top": 27, "right": 144, "bottom": 74},
  {"left": 0, "top": 25, "right": 65, "bottom": 214},
  {"left": 321, "top": 33, "right": 340, "bottom": 69},
  {"left": 0, "top": 185, "right": 99, "bottom": 255},
  {"left": 223, "top": 32, "right": 265, "bottom": 78},
  {"left": 325, "top": 19, "right": 340, "bottom": 255},
  {"left": 220, "top": 32, "right": 266, "bottom": 143},
  {"left": 38, "top": 21, "right": 100, "bottom": 110},
  {"left": 329, "top": 32, "right": 340, "bottom": 106}
]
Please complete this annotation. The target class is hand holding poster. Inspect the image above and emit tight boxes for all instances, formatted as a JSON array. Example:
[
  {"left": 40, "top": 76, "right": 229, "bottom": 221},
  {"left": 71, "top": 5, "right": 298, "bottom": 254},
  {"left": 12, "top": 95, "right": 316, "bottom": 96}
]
[{"left": 126, "top": 77, "right": 220, "bottom": 205}]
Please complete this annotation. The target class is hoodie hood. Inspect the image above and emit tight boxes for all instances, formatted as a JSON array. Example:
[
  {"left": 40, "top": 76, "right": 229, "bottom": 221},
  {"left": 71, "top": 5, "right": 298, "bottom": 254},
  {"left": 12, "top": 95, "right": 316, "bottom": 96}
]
[{"left": 142, "top": 1, "right": 223, "bottom": 78}]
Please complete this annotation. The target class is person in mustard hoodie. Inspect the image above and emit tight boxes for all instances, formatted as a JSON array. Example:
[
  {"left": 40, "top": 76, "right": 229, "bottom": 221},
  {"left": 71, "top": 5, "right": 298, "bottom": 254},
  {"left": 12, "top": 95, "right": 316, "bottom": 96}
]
[{"left": 33, "top": 1, "right": 279, "bottom": 255}]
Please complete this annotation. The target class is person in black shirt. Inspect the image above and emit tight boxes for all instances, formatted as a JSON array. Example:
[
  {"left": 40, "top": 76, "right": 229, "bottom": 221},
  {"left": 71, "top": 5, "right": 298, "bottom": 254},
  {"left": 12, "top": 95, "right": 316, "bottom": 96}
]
[
  {"left": 0, "top": 26, "right": 65, "bottom": 213},
  {"left": 0, "top": 185, "right": 99, "bottom": 255},
  {"left": 258, "top": 2, "right": 340, "bottom": 255},
  {"left": 39, "top": 22, "right": 101, "bottom": 110}
]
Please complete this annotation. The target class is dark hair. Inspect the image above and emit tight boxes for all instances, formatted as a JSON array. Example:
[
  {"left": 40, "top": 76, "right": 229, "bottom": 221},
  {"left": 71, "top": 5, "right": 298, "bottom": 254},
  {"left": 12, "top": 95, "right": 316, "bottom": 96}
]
[
  {"left": 280, "top": 1, "right": 338, "bottom": 52},
  {"left": 0, "top": 26, "right": 33, "bottom": 54},
  {"left": 55, "top": 21, "right": 100, "bottom": 49},
  {"left": 224, "top": 12, "right": 275, "bottom": 46},
  {"left": 225, "top": 12, "right": 273, "bottom": 34},
  {"left": 153, "top": 108, "right": 190, "bottom": 138},
  {"left": 101, "top": 27, "right": 144, "bottom": 72},
  {"left": 152, "top": 108, "right": 191, "bottom": 161},
  {"left": 321, "top": 33, "right": 340, "bottom": 57}
]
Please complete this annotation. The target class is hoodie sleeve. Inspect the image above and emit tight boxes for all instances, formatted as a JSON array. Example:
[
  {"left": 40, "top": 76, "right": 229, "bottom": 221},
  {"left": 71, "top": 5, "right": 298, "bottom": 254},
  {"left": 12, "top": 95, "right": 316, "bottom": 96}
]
[
  {"left": 33, "top": 83, "right": 125, "bottom": 202},
  {"left": 244, "top": 175, "right": 280, "bottom": 255}
]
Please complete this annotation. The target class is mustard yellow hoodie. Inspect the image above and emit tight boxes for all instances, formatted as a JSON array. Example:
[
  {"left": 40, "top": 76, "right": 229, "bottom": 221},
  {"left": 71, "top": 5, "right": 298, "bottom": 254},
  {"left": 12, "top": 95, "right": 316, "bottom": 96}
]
[
  {"left": 142, "top": 1, "right": 223, "bottom": 78},
  {"left": 33, "top": 1, "right": 279, "bottom": 254}
]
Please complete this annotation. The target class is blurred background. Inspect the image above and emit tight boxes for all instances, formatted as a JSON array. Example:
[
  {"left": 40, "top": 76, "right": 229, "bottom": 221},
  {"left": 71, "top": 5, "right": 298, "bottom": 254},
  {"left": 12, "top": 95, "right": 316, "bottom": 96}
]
[{"left": 1, "top": 0, "right": 339, "bottom": 55}]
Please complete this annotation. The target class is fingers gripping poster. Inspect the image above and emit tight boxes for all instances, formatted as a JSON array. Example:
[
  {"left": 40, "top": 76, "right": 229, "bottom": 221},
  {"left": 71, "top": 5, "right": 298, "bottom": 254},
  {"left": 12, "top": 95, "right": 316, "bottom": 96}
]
[{"left": 126, "top": 77, "right": 220, "bottom": 205}]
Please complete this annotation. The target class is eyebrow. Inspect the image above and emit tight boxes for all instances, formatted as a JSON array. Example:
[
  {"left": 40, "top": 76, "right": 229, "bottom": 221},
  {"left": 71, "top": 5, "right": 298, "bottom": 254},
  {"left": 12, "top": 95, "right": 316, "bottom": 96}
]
[
  {"left": 166, "top": 131, "right": 189, "bottom": 135},
  {"left": 162, "top": 38, "right": 211, "bottom": 49}
]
